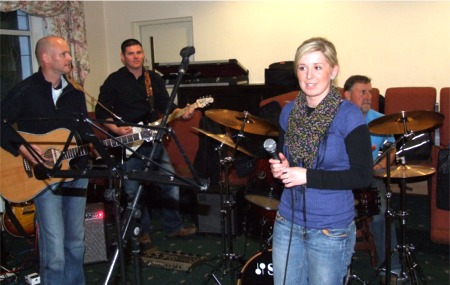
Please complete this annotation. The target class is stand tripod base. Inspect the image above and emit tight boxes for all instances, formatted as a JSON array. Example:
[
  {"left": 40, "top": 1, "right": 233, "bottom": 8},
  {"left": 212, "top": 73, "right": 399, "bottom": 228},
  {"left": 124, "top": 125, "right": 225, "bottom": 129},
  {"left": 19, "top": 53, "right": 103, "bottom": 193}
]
[
  {"left": 398, "top": 245, "right": 427, "bottom": 285},
  {"left": 344, "top": 255, "right": 369, "bottom": 285}
]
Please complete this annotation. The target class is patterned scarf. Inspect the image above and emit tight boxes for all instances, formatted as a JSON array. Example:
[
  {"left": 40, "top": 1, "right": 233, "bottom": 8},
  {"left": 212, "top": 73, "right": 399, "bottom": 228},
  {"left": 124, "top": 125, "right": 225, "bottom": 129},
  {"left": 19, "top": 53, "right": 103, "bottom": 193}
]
[{"left": 285, "top": 86, "right": 342, "bottom": 168}]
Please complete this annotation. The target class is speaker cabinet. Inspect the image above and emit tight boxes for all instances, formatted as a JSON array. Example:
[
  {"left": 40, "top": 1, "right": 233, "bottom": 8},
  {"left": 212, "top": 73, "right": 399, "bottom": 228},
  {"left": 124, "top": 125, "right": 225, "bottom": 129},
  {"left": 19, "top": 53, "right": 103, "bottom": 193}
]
[
  {"left": 196, "top": 186, "right": 244, "bottom": 235},
  {"left": 84, "top": 202, "right": 108, "bottom": 264}
]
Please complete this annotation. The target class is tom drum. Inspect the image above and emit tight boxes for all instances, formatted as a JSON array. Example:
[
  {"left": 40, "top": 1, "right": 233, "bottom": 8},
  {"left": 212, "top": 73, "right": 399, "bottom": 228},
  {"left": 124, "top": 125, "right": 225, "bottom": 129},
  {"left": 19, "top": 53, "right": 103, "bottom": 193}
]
[{"left": 353, "top": 187, "right": 381, "bottom": 217}]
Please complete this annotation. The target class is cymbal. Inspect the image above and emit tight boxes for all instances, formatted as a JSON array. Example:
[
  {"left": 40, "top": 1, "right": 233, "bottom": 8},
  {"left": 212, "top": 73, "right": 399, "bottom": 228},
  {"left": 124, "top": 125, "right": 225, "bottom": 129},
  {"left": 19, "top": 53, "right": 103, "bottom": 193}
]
[
  {"left": 373, "top": 164, "right": 435, "bottom": 179},
  {"left": 205, "top": 109, "right": 279, "bottom": 136},
  {"left": 368, "top": 110, "right": 444, "bottom": 135},
  {"left": 192, "top": 127, "right": 254, "bottom": 157}
]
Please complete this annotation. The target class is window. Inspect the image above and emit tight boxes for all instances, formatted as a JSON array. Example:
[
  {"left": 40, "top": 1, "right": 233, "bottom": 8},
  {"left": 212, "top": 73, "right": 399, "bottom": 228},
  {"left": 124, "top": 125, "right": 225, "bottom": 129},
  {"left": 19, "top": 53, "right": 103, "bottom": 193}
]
[{"left": 0, "top": 10, "right": 33, "bottom": 100}]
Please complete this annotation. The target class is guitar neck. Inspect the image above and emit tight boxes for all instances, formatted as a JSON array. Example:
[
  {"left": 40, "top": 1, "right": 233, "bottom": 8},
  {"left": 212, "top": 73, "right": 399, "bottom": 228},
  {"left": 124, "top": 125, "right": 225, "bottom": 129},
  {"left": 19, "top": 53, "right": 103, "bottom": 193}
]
[
  {"left": 66, "top": 132, "right": 152, "bottom": 161},
  {"left": 152, "top": 103, "right": 199, "bottom": 126},
  {"left": 101, "top": 132, "right": 149, "bottom": 148}
]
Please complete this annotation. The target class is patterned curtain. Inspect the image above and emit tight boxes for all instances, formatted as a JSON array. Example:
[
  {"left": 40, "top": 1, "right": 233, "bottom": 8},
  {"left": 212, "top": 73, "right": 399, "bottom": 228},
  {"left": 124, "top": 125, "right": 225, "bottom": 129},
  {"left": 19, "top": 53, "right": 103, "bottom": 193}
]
[{"left": 0, "top": 1, "right": 90, "bottom": 85}]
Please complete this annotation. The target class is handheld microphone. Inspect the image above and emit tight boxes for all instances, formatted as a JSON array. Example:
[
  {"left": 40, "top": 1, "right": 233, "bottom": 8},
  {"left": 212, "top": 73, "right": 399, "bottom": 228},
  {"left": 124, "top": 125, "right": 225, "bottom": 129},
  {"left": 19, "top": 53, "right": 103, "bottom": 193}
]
[{"left": 263, "top": 138, "right": 281, "bottom": 162}]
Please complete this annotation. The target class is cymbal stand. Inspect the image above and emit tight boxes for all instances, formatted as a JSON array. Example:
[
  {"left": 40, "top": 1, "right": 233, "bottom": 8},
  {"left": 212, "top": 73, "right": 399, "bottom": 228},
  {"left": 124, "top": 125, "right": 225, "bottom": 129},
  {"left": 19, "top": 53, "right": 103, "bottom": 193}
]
[
  {"left": 385, "top": 111, "right": 427, "bottom": 285},
  {"left": 392, "top": 158, "right": 428, "bottom": 285},
  {"left": 384, "top": 142, "right": 394, "bottom": 285},
  {"left": 206, "top": 112, "right": 249, "bottom": 285}
]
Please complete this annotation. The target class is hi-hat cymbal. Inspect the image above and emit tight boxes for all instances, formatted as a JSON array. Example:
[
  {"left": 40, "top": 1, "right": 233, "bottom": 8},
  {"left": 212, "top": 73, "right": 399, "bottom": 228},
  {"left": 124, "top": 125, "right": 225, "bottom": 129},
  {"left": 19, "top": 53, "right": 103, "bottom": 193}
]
[
  {"left": 368, "top": 110, "right": 444, "bottom": 135},
  {"left": 192, "top": 127, "right": 254, "bottom": 157},
  {"left": 373, "top": 164, "right": 435, "bottom": 179},
  {"left": 205, "top": 109, "right": 279, "bottom": 136}
]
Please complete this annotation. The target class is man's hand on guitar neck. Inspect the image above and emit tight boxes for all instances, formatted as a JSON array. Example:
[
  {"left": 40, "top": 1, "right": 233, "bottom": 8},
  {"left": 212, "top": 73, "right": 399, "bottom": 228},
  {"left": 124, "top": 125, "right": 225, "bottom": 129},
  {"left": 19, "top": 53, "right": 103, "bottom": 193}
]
[
  {"left": 179, "top": 103, "right": 194, "bottom": 120},
  {"left": 19, "top": 144, "right": 47, "bottom": 167}
]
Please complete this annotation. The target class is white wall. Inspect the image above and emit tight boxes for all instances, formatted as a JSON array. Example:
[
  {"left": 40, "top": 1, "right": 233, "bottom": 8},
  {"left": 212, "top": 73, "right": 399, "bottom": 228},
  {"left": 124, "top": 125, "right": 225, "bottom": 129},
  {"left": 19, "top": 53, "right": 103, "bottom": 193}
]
[{"left": 83, "top": 1, "right": 450, "bottom": 111}]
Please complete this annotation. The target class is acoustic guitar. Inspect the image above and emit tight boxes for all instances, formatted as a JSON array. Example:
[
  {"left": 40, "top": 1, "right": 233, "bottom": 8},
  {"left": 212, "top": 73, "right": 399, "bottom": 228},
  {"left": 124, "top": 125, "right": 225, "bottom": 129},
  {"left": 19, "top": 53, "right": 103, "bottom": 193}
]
[
  {"left": 2, "top": 201, "right": 36, "bottom": 238},
  {"left": 0, "top": 127, "right": 155, "bottom": 203}
]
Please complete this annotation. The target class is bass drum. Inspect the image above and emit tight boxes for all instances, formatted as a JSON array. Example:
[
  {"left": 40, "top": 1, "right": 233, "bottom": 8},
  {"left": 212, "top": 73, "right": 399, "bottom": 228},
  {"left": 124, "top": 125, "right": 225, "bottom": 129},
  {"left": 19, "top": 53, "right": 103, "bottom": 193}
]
[{"left": 237, "top": 249, "right": 273, "bottom": 285}]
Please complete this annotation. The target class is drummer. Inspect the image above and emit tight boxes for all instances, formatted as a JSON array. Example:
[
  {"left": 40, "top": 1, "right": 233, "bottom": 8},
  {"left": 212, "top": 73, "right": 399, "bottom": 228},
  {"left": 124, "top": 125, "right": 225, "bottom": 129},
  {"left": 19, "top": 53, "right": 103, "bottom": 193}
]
[{"left": 343, "top": 75, "right": 401, "bottom": 275}]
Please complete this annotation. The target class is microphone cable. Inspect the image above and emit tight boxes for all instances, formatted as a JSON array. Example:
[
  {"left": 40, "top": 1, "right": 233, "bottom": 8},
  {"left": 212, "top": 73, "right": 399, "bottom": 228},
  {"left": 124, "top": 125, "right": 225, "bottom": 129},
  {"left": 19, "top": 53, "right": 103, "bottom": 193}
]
[{"left": 281, "top": 189, "right": 295, "bottom": 285}]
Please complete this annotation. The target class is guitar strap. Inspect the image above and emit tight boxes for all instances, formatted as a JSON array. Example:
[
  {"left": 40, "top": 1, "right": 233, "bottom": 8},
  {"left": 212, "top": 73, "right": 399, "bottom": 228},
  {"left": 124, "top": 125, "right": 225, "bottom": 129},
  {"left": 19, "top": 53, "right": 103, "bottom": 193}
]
[
  {"left": 144, "top": 70, "right": 153, "bottom": 97},
  {"left": 144, "top": 71, "right": 155, "bottom": 117},
  {"left": 4, "top": 202, "right": 31, "bottom": 239}
]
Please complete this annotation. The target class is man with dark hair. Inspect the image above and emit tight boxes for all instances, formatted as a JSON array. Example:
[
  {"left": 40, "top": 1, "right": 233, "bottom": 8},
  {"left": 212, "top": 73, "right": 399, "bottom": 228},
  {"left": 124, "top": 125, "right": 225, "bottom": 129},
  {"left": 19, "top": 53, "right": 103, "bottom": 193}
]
[
  {"left": 1, "top": 36, "right": 89, "bottom": 285},
  {"left": 95, "top": 38, "right": 196, "bottom": 247},
  {"left": 344, "top": 75, "right": 400, "bottom": 277}
]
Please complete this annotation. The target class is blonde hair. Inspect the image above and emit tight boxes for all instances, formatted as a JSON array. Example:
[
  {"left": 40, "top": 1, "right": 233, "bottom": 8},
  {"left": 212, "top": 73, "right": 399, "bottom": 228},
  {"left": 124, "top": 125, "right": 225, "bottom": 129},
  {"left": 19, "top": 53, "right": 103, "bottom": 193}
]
[{"left": 294, "top": 37, "right": 338, "bottom": 73}]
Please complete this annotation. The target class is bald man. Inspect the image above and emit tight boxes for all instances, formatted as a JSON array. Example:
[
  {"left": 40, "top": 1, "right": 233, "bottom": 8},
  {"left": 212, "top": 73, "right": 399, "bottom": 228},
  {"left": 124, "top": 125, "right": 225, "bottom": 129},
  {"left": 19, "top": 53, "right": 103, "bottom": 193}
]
[{"left": 1, "top": 36, "right": 90, "bottom": 285}]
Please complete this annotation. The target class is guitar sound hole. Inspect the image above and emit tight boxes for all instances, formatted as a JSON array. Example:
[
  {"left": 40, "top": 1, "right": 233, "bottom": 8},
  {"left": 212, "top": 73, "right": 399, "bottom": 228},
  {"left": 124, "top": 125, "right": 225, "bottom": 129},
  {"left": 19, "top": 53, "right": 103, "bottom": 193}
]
[{"left": 43, "top": 148, "right": 60, "bottom": 168}]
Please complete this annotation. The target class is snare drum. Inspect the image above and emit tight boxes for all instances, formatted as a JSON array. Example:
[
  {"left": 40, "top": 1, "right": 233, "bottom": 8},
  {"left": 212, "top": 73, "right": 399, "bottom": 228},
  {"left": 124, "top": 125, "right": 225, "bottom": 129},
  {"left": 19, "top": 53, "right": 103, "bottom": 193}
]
[
  {"left": 353, "top": 187, "right": 381, "bottom": 216},
  {"left": 237, "top": 250, "right": 273, "bottom": 285},
  {"left": 245, "top": 202, "right": 276, "bottom": 243}
]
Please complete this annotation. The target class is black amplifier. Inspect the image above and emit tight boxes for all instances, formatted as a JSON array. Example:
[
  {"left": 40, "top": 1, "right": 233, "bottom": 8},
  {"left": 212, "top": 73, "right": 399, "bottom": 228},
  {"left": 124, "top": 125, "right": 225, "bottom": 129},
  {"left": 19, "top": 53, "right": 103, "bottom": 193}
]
[{"left": 154, "top": 59, "right": 249, "bottom": 87}]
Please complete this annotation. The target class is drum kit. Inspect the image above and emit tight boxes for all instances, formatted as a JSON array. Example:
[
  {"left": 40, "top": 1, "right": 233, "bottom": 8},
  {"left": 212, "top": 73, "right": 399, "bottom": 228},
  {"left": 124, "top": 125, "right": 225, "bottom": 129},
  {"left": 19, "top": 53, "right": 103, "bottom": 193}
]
[
  {"left": 196, "top": 108, "right": 444, "bottom": 285},
  {"left": 348, "top": 110, "right": 444, "bottom": 285}
]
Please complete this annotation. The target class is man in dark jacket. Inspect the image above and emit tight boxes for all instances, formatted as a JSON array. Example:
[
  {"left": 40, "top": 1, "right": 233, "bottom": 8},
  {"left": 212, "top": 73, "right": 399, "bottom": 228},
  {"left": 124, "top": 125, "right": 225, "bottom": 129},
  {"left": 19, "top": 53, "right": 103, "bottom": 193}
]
[
  {"left": 95, "top": 39, "right": 196, "bottom": 247},
  {"left": 1, "top": 36, "right": 90, "bottom": 285}
]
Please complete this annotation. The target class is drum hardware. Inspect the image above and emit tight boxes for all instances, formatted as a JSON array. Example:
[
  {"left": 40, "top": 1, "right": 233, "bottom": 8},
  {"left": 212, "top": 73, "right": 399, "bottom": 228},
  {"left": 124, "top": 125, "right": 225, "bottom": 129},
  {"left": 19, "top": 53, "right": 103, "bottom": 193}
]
[
  {"left": 201, "top": 110, "right": 256, "bottom": 285},
  {"left": 344, "top": 255, "right": 370, "bottom": 285},
  {"left": 370, "top": 110, "right": 442, "bottom": 285}
]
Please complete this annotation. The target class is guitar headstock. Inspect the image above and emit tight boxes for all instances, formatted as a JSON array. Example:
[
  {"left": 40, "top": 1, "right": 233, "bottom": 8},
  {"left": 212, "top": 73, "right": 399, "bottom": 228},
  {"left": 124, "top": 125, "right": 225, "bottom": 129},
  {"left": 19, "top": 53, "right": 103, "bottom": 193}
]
[{"left": 195, "top": 96, "right": 214, "bottom": 108}]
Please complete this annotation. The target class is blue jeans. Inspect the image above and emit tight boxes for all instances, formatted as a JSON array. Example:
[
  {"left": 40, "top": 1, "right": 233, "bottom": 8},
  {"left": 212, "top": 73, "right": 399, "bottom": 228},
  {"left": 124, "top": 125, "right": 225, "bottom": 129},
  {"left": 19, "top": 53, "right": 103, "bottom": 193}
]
[
  {"left": 34, "top": 178, "right": 88, "bottom": 285},
  {"left": 122, "top": 143, "right": 182, "bottom": 234},
  {"left": 272, "top": 212, "right": 355, "bottom": 285},
  {"left": 370, "top": 179, "right": 400, "bottom": 269}
]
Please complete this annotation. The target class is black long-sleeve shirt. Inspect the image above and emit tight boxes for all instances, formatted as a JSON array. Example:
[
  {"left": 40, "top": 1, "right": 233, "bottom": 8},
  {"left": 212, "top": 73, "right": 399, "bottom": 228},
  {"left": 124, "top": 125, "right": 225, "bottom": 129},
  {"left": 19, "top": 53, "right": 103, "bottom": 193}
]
[{"left": 95, "top": 67, "right": 177, "bottom": 125}]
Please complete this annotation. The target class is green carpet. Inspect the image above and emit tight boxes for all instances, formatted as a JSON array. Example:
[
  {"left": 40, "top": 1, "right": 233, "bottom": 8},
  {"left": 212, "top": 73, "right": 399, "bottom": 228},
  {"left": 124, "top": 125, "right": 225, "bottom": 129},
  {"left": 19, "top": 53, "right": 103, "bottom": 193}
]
[{"left": 1, "top": 194, "right": 449, "bottom": 285}]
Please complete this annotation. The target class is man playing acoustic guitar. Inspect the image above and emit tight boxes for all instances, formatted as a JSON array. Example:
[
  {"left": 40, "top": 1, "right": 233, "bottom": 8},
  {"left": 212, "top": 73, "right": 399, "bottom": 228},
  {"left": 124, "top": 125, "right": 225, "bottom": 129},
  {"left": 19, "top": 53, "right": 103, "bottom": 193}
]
[{"left": 1, "top": 36, "right": 90, "bottom": 285}]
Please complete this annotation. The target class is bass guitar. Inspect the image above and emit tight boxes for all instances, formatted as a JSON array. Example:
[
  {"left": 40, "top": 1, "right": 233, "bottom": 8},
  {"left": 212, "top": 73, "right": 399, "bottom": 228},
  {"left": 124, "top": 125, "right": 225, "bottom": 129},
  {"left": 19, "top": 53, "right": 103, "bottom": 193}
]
[{"left": 0, "top": 128, "right": 155, "bottom": 203}]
